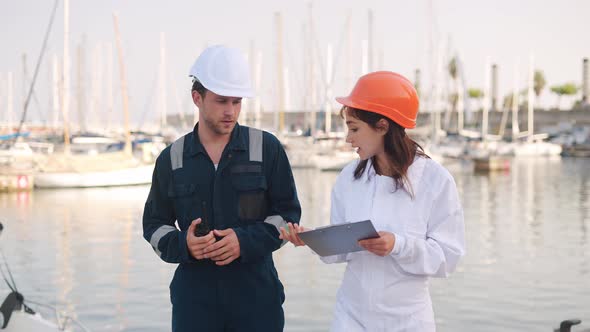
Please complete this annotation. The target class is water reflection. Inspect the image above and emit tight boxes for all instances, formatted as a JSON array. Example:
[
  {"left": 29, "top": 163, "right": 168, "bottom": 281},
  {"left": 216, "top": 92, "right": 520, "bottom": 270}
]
[
  {"left": 58, "top": 210, "right": 75, "bottom": 324},
  {"left": 0, "top": 186, "right": 175, "bottom": 331},
  {"left": 276, "top": 168, "right": 343, "bottom": 331},
  {"left": 0, "top": 159, "right": 588, "bottom": 331}
]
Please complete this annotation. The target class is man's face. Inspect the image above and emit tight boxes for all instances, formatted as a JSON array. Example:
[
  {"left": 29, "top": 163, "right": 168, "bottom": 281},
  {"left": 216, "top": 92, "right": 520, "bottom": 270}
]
[{"left": 193, "top": 90, "right": 242, "bottom": 136}]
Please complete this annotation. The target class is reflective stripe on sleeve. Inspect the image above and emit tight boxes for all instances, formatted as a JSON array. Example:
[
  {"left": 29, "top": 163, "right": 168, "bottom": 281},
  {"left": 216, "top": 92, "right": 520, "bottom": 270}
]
[
  {"left": 150, "top": 225, "right": 177, "bottom": 256},
  {"left": 171, "top": 136, "right": 185, "bottom": 170},
  {"left": 264, "top": 215, "right": 288, "bottom": 246},
  {"left": 248, "top": 128, "right": 262, "bottom": 162}
]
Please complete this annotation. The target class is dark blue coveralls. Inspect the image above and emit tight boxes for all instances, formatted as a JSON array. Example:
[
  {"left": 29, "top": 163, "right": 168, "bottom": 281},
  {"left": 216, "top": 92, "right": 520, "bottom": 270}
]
[{"left": 142, "top": 123, "right": 301, "bottom": 332}]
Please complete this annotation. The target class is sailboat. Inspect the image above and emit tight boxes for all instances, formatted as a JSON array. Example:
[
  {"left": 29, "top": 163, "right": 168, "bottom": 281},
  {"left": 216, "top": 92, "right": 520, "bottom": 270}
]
[
  {"left": 282, "top": 7, "right": 323, "bottom": 169},
  {"left": 467, "top": 59, "right": 511, "bottom": 171},
  {"left": 311, "top": 132, "right": 357, "bottom": 171},
  {"left": 309, "top": 43, "right": 356, "bottom": 171},
  {"left": 428, "top": 53, "right": 470, "bottom": 160},
  {"left": 0, "top": 142, "right": 36, "bottom": 191},
  {"left": 34, "top": 151, "right": 154, "bottom": 188},
  {"left": 510, "top": 55, "right": 562, "bottom": 157},
  {"left": 0, "top": 69, "right": 43, "bottom": 191},
  {"left": 34, "top": 9, "right": 154, "bottom": 188}
]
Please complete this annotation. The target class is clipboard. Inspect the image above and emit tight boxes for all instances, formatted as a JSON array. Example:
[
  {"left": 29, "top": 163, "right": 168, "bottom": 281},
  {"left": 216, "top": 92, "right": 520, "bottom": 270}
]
[{"left": 298, "top": 220, "right": 380, "bottom": 257}]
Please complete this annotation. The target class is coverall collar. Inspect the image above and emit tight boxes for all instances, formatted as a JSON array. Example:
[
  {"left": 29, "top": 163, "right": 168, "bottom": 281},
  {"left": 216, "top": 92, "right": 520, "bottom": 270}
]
[{"left": 186, "top": 122, "right": 247, "bottom": 157}]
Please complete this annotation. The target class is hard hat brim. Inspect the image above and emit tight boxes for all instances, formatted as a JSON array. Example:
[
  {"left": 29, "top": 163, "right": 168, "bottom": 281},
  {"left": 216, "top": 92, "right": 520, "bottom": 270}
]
[
  {"left": 204, "top": 84, "right": 254, "bottom": 98},
  {"left": 189, "top": 75, "right": 254, "bottom": 98}
]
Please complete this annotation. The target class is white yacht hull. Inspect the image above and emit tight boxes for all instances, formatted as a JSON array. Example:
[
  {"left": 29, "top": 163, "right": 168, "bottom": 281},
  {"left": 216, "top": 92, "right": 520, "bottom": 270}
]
[
  {"left": 35, "top": 164, "right": 154, "bottom": 188},
  {"left": 312, "top": 151, "right": 357, "bottom": 171},
  {"left": 3, "top": 308, "right": 60, "bottom": 332},
  {"left": 512, "top": 141, "right": 562, "bottom": 156}
]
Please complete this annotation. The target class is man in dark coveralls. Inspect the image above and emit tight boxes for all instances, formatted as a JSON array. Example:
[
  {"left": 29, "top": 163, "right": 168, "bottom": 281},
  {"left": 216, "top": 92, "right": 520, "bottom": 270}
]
[{"left": 142, "top": 45, "right": 301, "bottom": 332}]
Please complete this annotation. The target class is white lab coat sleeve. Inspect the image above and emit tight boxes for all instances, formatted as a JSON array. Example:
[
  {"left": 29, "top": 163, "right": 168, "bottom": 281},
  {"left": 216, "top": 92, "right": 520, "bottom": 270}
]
[
  {"left": 320, "top": 175, "right": 352, "bottom": 264},
  {"left": 390, "top": 175, "right": 465, "bottom": 277}
]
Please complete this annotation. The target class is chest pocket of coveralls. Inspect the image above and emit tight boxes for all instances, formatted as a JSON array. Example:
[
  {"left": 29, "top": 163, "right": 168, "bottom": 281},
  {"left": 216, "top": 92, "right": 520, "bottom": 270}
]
[
  {"left": 168, "top": 183, "right": 198, "bottom": 224},
  {"left": 231, "top": 166, "right": 269, "bottom": 222}
]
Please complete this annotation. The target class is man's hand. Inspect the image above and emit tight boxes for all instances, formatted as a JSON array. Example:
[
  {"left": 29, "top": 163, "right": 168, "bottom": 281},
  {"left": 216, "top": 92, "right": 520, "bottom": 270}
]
[
  {"left": 203, "top": 228, "right": 241, "bottom": 266},
  {"left": 358, "top": 231, "right": 396, "bottom": 256},
  {"left": 186, "top": 218, "right": 216, "bottom": 260}
]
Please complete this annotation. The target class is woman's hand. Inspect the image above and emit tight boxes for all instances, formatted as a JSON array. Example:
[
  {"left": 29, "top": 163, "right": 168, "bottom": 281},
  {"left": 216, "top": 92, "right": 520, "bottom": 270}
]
[
  {"left": 278, "top": 222, "right": 307, "bottom": 247},
  {"left": 358, "top": 231, "right": 396, "bottom": 256}
]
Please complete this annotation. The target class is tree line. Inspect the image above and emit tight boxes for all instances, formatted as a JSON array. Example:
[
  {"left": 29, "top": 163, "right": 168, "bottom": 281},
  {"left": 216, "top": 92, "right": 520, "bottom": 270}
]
[{"left": 444, "top": 57, "right": 583, "bottom": 111}]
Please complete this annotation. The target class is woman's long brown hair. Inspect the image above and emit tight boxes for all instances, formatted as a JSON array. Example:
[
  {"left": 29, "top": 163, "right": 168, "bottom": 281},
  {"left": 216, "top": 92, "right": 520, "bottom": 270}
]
[{"left": 342, "top": 106, "right": 429, "bottom": 198}]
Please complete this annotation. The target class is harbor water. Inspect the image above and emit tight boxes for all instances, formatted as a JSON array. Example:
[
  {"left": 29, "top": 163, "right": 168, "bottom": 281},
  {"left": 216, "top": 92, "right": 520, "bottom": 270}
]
[{"left": 0, "top": 157, "right": 589, "bottom": 331}]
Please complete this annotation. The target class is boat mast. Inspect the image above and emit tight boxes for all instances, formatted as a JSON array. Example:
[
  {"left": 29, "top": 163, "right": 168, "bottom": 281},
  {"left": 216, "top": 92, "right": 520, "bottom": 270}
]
[
  {"left": 275, "top": 12, "right": 285, "bottom": 135},
  {"left": 482, "top": 57, "right": 490, "bottom": 143},
  {"left": 457, "top": 52, "right": 474, "bottom": 135},
  {"left": 7, "top": 72, "right": 14, "bottom": 130},
  {"left": 91, "top": 43, "right": 104, "bottom": 131},
  {"left": 308, "top": 2, "right": 317, "bottom": 136},
  {"left": 324, "top": 44, "right": 333, "bottom": 135},
  {"left": 527, "top": 54, "right": 535, "bottom": 142},
  {"left": 52, "top": 54, "right": 60, "bottom": 129},
  {"left": 0, "top": 74, "right": 4, "bottom": 128},
  {"left": 367, "top": 9, "right": 374, "bottom": 73},
  {"left": 496, "top": 63, "right": 510, "bottom": 138},
  {"left": 427, "top": 0, "right": 441, "bottom": 146},
  {"left": 21, "top": 54, "right": 27, "bottom": 126},
  {"left": 106, "top": 43, "right": 113, "bottom": 131},
  {"left": 361, "top": 40, "right": 368, "bottom": 75},
  {"left": 159, "top": 32, "right": 167, "bottom": 129},
  {"left": 457, "top": 68, "right": 465, "bottom": 133},
  {"left": 113, "top": 13, "right": 132, "bottom": 156},
  {"left": 63, "top": 0, "right": 71, "bottom": 154},
  {"left": 254, "top": 51, "right": 262, "bottom": 129},
  {"left": 77, "top": 36, "right": 87, "bottom": 132},
  {"left": 170, "top": 69, "right": 186, "bottom": 130},
  {"left": 511, "top": 59, "right": 520, "bottom": 138},
  {"left": 243, "top": 40, "right": 255, "bottom": 126},
  {"left": 284, "top": 67, "right": 290, "bottom": 117},
  {"left": 344, "top": 11, "right": 352, "bottom": 132}
]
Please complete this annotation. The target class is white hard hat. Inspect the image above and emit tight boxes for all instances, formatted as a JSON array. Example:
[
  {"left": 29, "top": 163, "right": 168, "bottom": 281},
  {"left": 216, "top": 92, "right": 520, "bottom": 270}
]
[{"left": 188, "top": 45, "right": 253, "bottom": 98}]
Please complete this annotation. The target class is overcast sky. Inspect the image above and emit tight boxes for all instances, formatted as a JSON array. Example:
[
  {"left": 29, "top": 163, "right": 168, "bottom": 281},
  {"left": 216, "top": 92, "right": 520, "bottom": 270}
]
[{"left": 1, "top": 0, "right": 589, "bottom": 127}]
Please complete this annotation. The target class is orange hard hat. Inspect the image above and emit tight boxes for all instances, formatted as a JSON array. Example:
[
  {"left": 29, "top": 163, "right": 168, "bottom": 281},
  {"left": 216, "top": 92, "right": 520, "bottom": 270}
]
[{"left": 335, "top": 71, "right": 419, "bottom": 129}]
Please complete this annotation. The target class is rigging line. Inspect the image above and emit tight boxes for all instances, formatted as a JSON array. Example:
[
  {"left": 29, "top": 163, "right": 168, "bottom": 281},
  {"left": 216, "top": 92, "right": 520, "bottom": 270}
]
[
  {"left": 330, "top": 19, "right": 348, "bottom": 86},
  {"left": 168, "top": 71, "right": 187, "bottom": 129},
  {"left": 9, "top": 0, "right": 60, "bottom": 147},
  {"left": 137, "top": 72, "right": 159, "bottom": 129},
  {"left": 307, "top": 17, "right": 326, "bottom": 89},
  {"left": 0, "top": 267, "right": 17, "bottom": 292},
  {"left": 0, "top": 262, "right": 16, "bottom": 293},
  {"left": 0, "top": 250, "right": 18, "bottom": 293},
  {"left": 311, "top": 32, "right": 326, "bottom": 89},
  {"left": 21, "top": 55, "right": 49, "bottom": 125},
  {"left": 310, "top": 15, "right": 348, "bottom": 92},
  {"left": 23, "top": 298, "right": 93, "bottom": 331},
  {"left": 282, "top": 32, "right": 304, "bottom": 109},
  {"left": 23, "top": 72, "right": 48, "bottom": 125}
]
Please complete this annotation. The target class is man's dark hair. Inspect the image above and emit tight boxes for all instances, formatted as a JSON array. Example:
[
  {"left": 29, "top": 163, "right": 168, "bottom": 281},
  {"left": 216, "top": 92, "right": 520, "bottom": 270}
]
[{"left": 191, "top": 79, "right": 207, "bottom": 99}]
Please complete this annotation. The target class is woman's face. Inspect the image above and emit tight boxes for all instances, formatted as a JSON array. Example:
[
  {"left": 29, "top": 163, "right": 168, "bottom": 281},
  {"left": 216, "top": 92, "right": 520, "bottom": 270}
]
[{"left": 344, "top": 108, "right": 387, "bottom": 160}]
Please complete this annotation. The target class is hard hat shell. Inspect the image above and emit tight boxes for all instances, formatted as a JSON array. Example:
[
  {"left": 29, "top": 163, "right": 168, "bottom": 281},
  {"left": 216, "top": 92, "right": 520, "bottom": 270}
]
[
  {"left": 189, "top": 45, "right": 253, "bottom": 98},
  {"left": 336, "top": 71, "right": 419, "bottom": 129}
]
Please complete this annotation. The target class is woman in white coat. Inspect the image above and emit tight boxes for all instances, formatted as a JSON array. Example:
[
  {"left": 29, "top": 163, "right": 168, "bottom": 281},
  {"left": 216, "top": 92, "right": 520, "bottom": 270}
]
[{"left": 280, "top": 71, "right": 465, "bottom": 332}]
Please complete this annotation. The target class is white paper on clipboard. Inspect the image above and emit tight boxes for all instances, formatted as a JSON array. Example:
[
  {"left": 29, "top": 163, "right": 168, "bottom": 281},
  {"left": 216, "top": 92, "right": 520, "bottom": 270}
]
[{"left": 297, "top": 220, "right": 380, "bottom": 257}]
